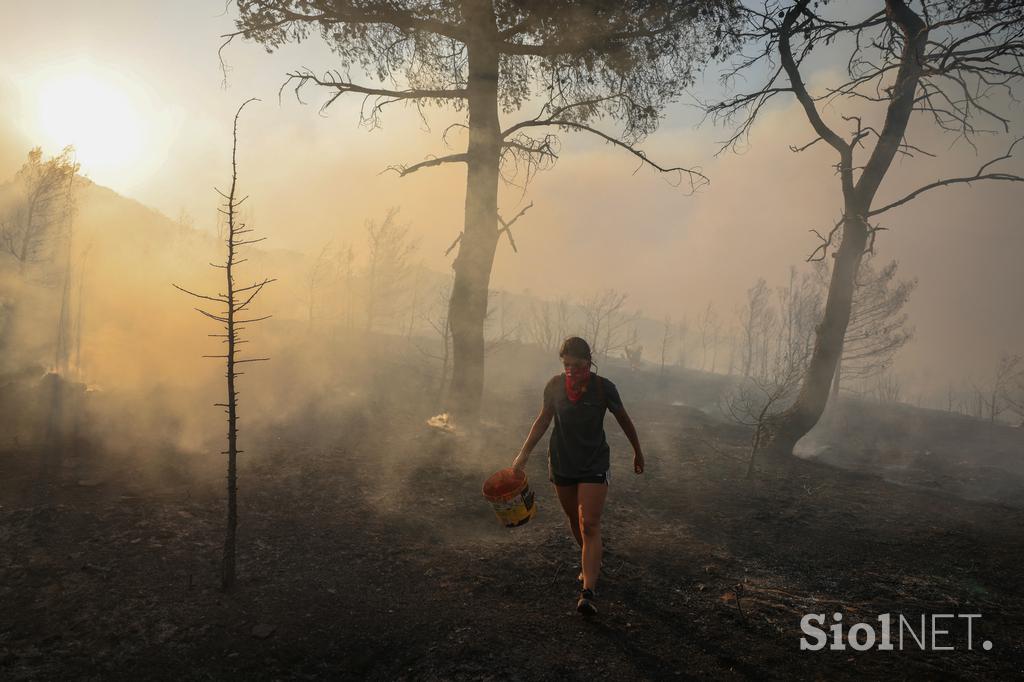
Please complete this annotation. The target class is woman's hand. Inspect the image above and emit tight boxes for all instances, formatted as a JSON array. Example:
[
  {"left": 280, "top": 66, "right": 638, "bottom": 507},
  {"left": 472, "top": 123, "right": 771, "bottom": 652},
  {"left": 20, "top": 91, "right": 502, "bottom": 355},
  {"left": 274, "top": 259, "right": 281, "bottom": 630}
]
[
  {"left": 633, "top": 450, "right": 645, "bottom": 474},
  {"left": 512, "top": 451, "right": 528, "bottom": 472}
]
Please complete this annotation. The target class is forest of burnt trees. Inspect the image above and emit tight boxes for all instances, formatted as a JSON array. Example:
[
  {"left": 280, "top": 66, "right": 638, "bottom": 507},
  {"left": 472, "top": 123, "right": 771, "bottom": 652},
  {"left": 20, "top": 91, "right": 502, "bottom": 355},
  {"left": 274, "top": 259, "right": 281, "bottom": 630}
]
[
  {"left": 2, "top": 1, "right": 1024, "bottom": 679},
  {"left": 212, "top": 0, "right": 1024, "bottom": 437},
  {"left": 1, "top": 0, "right": 1023, "bottom": 552}
]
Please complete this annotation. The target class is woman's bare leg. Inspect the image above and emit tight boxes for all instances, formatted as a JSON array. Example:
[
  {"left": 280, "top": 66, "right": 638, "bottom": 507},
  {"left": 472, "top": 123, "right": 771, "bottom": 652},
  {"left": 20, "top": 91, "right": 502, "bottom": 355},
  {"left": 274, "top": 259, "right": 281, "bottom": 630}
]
[
  {"left": 577, "top": 482, "right": 608, "bottom": 591},
  {"left": 553, "top": 484, "right": 583, "bottom": 547}
]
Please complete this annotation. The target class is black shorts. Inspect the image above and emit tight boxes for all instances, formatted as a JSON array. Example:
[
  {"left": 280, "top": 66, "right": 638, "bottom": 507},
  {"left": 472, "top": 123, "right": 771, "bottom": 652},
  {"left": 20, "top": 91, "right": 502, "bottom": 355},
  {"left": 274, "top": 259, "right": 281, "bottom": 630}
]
[{"left": 550, "top": 470, "right": 610, "bottom": 486}]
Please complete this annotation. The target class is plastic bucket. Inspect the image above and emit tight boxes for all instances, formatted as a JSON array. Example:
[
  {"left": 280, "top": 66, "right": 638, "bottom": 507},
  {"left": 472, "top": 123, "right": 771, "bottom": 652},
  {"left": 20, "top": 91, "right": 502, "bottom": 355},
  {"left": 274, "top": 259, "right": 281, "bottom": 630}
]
[{"left": 482, "top": 467, "right": 536, "bottom": 528}]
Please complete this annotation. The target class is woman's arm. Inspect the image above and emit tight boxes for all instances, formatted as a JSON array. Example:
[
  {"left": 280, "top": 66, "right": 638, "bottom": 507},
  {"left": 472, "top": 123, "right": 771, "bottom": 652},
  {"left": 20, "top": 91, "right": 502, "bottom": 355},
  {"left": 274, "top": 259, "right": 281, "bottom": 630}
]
[
  {"left": 512, "top": 404, "right": 554, "bottom": 471},
  {"left": 613, "top": 408, "right": 645, "bottom": 474}
]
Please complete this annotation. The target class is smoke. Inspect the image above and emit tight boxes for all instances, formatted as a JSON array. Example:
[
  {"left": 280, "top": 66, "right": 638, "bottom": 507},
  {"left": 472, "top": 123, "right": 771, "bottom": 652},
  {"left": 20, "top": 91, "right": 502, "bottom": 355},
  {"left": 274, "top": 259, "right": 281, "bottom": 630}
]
[
  {"left": 490, "top": 95, "right": 1024, "bottom": 404},
  {"left": 0, "top": 16, "right": 1021, "bottom": 513}
]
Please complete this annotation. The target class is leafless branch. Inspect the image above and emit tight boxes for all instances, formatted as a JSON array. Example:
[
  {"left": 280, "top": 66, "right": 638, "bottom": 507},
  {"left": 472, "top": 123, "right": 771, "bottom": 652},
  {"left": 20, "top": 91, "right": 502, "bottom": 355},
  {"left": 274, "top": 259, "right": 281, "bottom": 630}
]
[
  {"left": 496, "top": 201, "right": 534, "bottom": 254},
  {"left": 869, "top": 136, "right": 1024, "bottom": 216}
]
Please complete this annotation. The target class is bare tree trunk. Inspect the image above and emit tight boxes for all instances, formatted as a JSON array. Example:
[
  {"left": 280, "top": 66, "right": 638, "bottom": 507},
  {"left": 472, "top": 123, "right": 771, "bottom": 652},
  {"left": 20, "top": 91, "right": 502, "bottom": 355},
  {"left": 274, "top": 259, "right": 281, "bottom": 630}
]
[
  {"left": 763, "top": 0, "right": 927, "bottom": 457},
  {"left": 447, "top": 11, "right": 501, "bottom": 424},
  {"left": 217, "top": 99, "right": 267, "bottom": 592},
  {"left": 222, "top": 120, "right": 242, "bottom": 594},
  {"left": 767, "top": 217, "right": 867, "bottom": 454},
  {"left": 830, "top": 338, "right": 844, "bottom": 399},
  {"left": 175, "top": 100, "right": 270, "bottom": 592}
]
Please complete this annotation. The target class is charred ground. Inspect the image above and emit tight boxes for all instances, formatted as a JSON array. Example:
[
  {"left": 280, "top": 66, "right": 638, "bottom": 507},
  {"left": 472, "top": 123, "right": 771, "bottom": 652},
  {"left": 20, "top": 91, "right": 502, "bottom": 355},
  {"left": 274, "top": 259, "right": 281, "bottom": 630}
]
[{"left": 1, "top": 341, "right": 1023, "bottom": 680}]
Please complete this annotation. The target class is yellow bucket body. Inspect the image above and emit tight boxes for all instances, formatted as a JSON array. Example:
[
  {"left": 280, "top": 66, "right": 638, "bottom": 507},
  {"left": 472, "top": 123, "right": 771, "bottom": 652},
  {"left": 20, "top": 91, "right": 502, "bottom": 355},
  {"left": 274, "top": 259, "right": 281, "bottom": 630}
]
[{"left": 483, "top": 468, "right": 537, "bottom": 528}]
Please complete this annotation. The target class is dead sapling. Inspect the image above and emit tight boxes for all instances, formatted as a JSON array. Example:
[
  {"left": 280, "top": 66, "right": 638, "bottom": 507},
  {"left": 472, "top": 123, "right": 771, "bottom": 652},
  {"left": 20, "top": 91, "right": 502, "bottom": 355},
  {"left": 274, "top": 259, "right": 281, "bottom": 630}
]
[{"left": 173, "top": 98, "right": 274, "bottom": 592}]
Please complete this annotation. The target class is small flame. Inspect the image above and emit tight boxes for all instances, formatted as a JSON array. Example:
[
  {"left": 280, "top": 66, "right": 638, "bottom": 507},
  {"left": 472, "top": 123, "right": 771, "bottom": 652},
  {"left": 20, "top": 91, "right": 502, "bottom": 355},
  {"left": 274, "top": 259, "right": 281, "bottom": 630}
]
[{"left": 426, "top": 412, "right": 456, "bottom": 432}]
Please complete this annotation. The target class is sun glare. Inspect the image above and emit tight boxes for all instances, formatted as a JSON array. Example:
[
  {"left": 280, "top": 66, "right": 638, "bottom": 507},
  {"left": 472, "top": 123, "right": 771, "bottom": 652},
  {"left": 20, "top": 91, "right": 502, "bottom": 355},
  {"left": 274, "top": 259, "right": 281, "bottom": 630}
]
[{"left": 29, "top": 67, "right": 149, "bottom": 189}]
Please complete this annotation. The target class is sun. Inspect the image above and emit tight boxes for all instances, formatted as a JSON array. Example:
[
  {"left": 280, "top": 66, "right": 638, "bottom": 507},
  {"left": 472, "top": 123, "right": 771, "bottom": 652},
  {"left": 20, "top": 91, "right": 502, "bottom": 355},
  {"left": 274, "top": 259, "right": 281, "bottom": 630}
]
[{"left": 30, "top": 66, "right": 148, "bottom": 188}]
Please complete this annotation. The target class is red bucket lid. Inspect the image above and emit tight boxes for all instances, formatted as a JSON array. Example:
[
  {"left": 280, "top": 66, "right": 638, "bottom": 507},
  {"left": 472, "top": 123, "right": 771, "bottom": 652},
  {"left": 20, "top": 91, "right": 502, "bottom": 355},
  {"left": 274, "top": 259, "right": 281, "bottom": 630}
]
[{"left": 482, "top": 467, "right": 526, "bottom": 498}]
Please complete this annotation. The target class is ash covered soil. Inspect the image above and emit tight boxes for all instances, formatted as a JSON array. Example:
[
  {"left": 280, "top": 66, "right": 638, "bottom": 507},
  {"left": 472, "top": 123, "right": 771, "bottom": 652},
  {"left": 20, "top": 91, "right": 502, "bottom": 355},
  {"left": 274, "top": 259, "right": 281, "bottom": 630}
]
[{"left": 2, "top": 373, "right": 1023, "bottom": 680}]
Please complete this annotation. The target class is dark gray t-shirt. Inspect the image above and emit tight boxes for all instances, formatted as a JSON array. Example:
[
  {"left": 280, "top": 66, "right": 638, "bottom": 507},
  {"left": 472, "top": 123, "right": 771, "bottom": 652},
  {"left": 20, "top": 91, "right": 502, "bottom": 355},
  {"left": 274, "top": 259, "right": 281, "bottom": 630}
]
[{"left": 544, "top": 373, "right": 624, "bottom": 480}]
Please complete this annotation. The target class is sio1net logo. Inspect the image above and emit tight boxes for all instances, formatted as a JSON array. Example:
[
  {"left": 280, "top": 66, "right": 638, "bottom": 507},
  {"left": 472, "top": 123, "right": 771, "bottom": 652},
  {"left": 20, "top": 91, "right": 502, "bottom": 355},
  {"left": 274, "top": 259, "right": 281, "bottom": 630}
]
[{"left": 800, "top": 613, "right": 992, "bottom": 652}]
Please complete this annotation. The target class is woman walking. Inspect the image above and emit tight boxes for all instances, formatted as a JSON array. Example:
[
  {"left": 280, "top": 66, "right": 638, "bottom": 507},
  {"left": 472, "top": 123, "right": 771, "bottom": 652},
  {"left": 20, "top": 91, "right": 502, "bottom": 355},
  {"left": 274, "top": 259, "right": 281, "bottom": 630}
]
[{"left": 512, "top": 336, "right": 645, "bottom": 615}]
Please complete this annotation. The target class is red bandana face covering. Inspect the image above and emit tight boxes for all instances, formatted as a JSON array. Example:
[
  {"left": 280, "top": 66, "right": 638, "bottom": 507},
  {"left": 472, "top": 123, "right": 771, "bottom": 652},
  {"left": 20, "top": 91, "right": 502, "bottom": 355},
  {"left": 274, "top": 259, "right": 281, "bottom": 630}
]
[{"left": 564, "top": 364, "right": 592, "bottom": 403}]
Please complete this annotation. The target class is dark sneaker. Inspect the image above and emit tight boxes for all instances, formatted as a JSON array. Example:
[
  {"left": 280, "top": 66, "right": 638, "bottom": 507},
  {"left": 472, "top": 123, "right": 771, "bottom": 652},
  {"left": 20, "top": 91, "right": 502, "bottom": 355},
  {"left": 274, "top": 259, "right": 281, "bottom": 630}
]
[{"left": 577, "top": 588, "right": 597, "bottom": 616}]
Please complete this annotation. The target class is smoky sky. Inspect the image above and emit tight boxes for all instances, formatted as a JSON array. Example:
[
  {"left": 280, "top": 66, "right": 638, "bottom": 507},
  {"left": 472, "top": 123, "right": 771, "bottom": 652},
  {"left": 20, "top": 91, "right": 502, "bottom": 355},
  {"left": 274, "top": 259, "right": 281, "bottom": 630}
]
[{"left": 0, "top": 1, "right": 1021, "bottom": 406}]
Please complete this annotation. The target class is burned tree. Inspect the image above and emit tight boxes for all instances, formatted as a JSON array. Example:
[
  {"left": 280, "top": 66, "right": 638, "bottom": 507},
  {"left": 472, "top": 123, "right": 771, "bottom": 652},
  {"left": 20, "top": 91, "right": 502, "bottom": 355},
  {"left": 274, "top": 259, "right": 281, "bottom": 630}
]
[
  {"left": 526, "top": 297, "right": 572, "bottom": 353},
  {"left": 363, "top": 208, "right": 418, "bottom": 334},
  {"left": 404, "top": 262, "right": 426, "bottom": 339},
  {"left": 306, "top": 241, "right": 334, "bottom": 331},
  {"left": 304, "top": 239, "right": 359, "bottom": 332},
  {"left": 625, "top": 335, "right": 644, "bottom": 371},
  {"left": 698, "top": 300, "right": 720, "bottom": 372},
  {"left": 337, "top": 242, "right": 358, "bottom": 331},
  {"left": 722, "top": 266, "right": 820, "bottom": 476},
  {"left": 995, "top": 353, "right": 1024, "bottom": 426},
  {"left": 737, "top": 277, "right": 774, "bottom": 379},
  {"left": 773, "top": 265, "right": 822, "bottom": 381},
  {"left": 706, "top": 0, "right": 1024, "bottom": 456},
  {"left": 723, "top": 343, "right": 807, "bottom": 478},
  {"left": 659, "top": 314, "right": 675, "bottom": 376},
  {"left": 484, "top": 289, "right": 521, "bottom": 352},
  {"left": 0, "top": 147, "right": 80, "bottom": 368},
  {"left": 974, "top": 352, "right": 1024, "bottom": 425},
  {"left": 580, "top": 288, "right": 639, "bottom": 361},
  {"left": 173, "top": 99, "right": 274, "bottom": 591},
  {"left": 1, "top": 147, "right": 79, "bottom": 278},
  {"left": 416, "top": 274, "right": 455, "bottom": 401},
  {"left": 225, "top": 0, "right": 739, "bottom": 421},
  {"left": 51, "top": 165, "right": 79, "bottom": 379},
  {"left": 675, "top": 315, "right": 691, "bottom": 368},
  {"left": 814, "top": 257, "right": 916, "bottom": 398}
]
